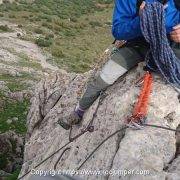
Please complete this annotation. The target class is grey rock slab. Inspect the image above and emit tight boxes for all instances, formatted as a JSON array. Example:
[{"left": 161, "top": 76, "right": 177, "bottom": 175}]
[{"left": 19, "top": 64, "right": 180, "bottom": 180}]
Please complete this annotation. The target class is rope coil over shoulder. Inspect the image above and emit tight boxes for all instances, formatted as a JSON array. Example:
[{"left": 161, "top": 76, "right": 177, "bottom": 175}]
[
  {"left": 140, "top": 2, "right": 180, "bottom": 88},
  {"left": 128, "top": 2, "right": 180, "bottom": 124}
]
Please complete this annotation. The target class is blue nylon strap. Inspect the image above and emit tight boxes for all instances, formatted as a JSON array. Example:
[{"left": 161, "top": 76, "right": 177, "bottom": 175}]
[{"left": 140, "top": 2, "right": 180, "bottom": 88}]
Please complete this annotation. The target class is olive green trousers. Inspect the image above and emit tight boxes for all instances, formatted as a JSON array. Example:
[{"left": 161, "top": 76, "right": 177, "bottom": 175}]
[{"left": 79, "top": 42, "right": 180, "bottom": 110}]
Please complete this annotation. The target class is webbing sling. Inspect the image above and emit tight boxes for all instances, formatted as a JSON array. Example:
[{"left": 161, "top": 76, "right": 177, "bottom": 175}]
[{"left": 127, "top": 72, "right": 153, "bottom": 124}]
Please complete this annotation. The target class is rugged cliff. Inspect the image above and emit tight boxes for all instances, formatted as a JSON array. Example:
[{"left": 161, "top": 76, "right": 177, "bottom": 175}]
[
  {"left": 0, "top": 20, "right": 58, "bottom": 178},
  {"left": 19, "top": 49, "right": 180, "bottom": 180}
]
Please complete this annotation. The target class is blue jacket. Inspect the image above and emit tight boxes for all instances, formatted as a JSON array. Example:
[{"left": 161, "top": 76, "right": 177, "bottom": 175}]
[{"left": 112, "top": 0, "right": 180, "bottom": 40}]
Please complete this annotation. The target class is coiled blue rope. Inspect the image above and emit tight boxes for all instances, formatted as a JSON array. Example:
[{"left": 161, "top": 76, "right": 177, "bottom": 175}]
[{"left": 140, "top": 2, "right": 180, "bottom": 88}]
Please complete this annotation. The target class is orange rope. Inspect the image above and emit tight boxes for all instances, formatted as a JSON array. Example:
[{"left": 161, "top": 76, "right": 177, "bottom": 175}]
[{"left": 128, "top": 72, "right": 153, "bottom": 123}]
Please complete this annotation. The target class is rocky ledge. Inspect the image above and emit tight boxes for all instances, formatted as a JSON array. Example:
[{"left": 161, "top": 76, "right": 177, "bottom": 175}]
[{"left": 19, "top": 54, "right": 180, "bottom": 180}]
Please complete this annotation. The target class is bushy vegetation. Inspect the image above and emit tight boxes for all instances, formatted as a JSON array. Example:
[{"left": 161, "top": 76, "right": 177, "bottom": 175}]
[
  {"left": 0, "top": 92, "right": 29, "bottom": 134},
  {"left": 0, "top": 0, "right": 113, "bottom": 72},
  {"left": 6, "top": 169, "right": 21, "bottom": 180},
  {"left": 0, "top": 73, "right": 35, "bottom": 92},
  {"left": 17, "top": 53, "right": 43, "bottom": 70},
  {"left": 0, "top": 24, "right": 12, "bottom": 32},
  {"left": 35, "top": 36, "right": 52, "bottom": 47},
  {"left": 51, "top": 46, "right": 65, "bottom": 58},
  {"left": 0, "top": 73, "right": 37, "bottom": 140},
  {"left": 0, "top": 73, "right": 32, "bottom": 135}
]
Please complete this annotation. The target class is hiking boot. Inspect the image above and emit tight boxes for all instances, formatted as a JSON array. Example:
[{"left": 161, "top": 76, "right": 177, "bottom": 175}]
[{"left": 58, "top": 110, "right": 83, "bottom": 130}]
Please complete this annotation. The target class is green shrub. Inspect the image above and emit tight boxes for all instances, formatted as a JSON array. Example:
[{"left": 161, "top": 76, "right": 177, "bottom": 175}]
[
  {"left": 34, "top": 28, "right": 43, "bottom": 34},
  {"left": 6, "top": 169, "right": 21, "bottom": 180},
  {"left": 97, "top": 0, "right": 113, "bottom": 4},
  {"left": 51, "top": 47, "right": 65, "bottom": 58},
  {"left": 0, "top": 92, "right": 29, "bottom": 134},
  {"left": 29, "top": 18, "right": 35, "bottom": 22},
  {"left": 38, "top": 14, "right": 52, "bottom": 22},
  {"left": 35, "top": 37, "right": 52, "bottom": 47},
  {"left": 18, "top": 24, "right": 23, "bottom": 28},
  {"left": 0, "top": 25, "right": 12, "bottom": 32},
  {"left": 42, "top": 22, "right": 53, "bottom": 29},
  {"left": 21, "top": 15, "right": 29, "bottom": 19},
  {"left": 70, "top": 17, "right": 78, "bottom": 22},
  {"left": 46, "top": 33, "right": 54, "bottom": 39},
  {"left": 9, "top": 14, "right": 16, "bottom": 18},
  {"left": 89, "top": 21, "right": 102, "bottom": 27},
  {"left": 54, "top": 25, "right": 61, "bottom": 32},
  {"left": 0, "top": 154, "right": 8, "bottom": 169},
  {"left": 63, "top": 30, "right": 76, "bottom": 37},
  {"left": 105, "top": 21, "right": 112, "bottom": 26},
  {"left": 34, "top": 16, "right": 41, "bottom": 21}
]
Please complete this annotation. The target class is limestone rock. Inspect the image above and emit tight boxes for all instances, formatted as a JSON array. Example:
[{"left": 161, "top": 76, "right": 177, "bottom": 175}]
[
  {"left": 166, "top": 155, "right": 180, "bottom": 180},
  {"left": 19, "top": 63, "right": 180, "bottom": 180}
]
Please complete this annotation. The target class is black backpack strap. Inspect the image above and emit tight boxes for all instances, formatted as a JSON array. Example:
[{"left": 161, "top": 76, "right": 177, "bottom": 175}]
[{"left": 174, "top": 0, "right": 180, "bottom": 10}]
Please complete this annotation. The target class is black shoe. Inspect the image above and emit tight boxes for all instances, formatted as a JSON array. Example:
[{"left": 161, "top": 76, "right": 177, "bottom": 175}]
[{"left": 58, "top": 111, "right": 83, "bottom": 130}]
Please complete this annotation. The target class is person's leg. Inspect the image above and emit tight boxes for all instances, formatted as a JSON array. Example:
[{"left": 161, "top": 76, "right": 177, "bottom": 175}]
[
  {"left": 78, "top": 46, "right": 144, "bottom": 110},
  {"left": 59, "top": 44, "right": 148, "bottom": 130}
]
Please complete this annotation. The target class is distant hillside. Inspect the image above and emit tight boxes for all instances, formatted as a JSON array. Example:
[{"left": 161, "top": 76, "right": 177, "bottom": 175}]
[
  {"left": 0, "top": 1, "right": 113, "bottom": 179},
  {"left": 0, "top": 0, "right": 114, "bottom": 72}
]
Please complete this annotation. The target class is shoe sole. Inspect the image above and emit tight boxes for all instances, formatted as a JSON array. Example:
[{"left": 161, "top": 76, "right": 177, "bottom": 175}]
[{"left": 58, "top": 120, "right": 71, "bottom": 130}]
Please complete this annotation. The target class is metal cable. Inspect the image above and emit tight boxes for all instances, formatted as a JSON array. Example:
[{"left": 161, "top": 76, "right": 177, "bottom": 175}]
[
  {"left": 77, "top": 123, "right": 180, "bottom": 170},
  {"left": 18, "top": 121, "right": 180, "bottom": 179}
]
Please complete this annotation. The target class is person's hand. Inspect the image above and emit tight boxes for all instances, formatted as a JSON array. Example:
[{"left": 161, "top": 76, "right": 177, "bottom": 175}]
[
  {"left": 139, "top": 1, "right": 146, "bottom": 15},
  {"left": 114, "top": 40, "right": 126, "bottom": 48},
  {"left": 170, "top": 24, "right": 180, "bottom": 43}
]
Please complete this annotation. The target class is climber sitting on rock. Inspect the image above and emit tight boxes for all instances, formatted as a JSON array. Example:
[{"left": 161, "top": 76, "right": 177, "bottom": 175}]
[{"left": 59, "top": 0, "right": 180, "bottom": 130}]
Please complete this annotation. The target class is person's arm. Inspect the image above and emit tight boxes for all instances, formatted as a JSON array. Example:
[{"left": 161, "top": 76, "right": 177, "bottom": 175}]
[{"left": 112, "top": 0, "right": 142, "bottom": 40}]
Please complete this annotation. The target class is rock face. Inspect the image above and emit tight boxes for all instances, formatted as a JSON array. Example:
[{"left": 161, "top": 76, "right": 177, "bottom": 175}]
[
  {"left": 0, "top": 131, "right": 24, "bottom": 173},
  {"left": 19, "top": 55, "right": 180, "bottom": 179}
]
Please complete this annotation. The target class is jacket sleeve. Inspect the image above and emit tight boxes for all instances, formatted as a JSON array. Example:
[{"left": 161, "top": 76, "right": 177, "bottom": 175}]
[{"left": 112, "top": 0, "right": 142, "bottom": 40}]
